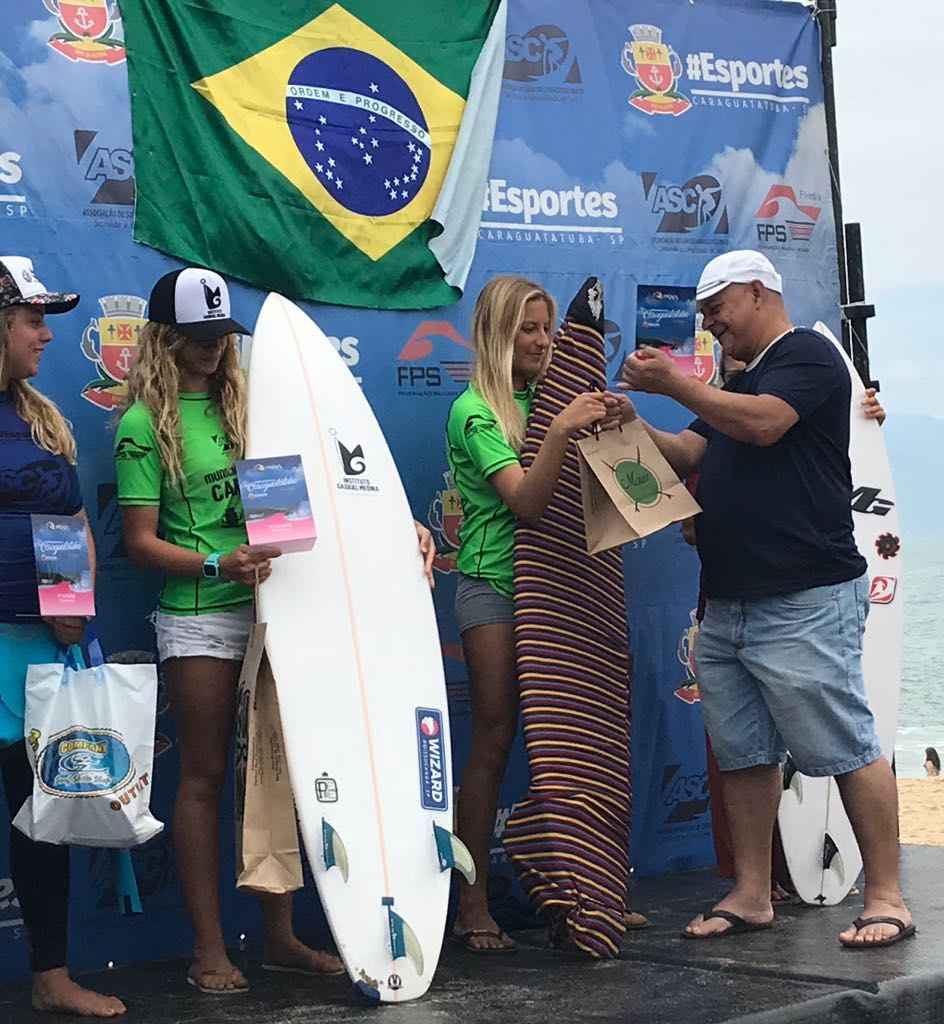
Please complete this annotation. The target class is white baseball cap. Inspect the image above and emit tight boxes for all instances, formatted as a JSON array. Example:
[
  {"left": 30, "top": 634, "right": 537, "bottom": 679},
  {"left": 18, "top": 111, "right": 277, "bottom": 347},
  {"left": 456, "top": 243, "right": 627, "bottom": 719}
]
[
  {"left": 0, "top": 255, "right": 79, "bottom": 314},
  {"left": 696, "top": 250, "right": 783, "bottom": 302},
  {"left": 148, "top": 267, "right": 248, "bottom": 342}
]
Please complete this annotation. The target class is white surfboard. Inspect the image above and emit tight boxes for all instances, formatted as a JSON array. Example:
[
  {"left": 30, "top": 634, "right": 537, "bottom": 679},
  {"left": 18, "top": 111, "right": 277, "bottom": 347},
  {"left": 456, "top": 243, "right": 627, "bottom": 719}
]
[
  {"left": 777, "top": 322, "right": 904, "bottom": 906},
  {"left": 246, "top": 293, "right": 473, "bottom": 1002}
]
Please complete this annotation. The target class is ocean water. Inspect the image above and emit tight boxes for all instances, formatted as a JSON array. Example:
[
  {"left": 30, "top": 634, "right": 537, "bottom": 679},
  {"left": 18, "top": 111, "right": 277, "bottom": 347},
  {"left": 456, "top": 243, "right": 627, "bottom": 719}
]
[{"left": 894, "top": 537, "right": 944, "bottom": 779}]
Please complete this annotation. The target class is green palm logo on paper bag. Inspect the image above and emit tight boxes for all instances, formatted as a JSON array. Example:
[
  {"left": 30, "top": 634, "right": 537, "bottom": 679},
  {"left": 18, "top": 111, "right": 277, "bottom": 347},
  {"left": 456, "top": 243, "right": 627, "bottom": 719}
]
[{"left": 612, "top": 450, "right": 664, "bottom": 510}]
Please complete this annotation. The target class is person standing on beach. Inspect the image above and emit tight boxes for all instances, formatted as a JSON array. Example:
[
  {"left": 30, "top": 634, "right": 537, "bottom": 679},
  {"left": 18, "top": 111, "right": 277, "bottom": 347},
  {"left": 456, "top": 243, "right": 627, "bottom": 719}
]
[
  {"left": 925, "top": 748, "right": 941, "bottom": 778},
  {"left": 617, "top": 250, "right": 914, "bottom": 949}
]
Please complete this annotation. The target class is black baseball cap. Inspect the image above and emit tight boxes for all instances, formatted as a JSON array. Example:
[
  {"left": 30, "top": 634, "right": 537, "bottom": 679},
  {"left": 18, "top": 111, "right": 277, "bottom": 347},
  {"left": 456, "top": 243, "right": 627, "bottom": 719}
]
[
  {"left": 0, "top": 256, "right": 79, "bottom": 314},
  {"left": 148, "top": 267, "right": 249, "bottom": 342}
]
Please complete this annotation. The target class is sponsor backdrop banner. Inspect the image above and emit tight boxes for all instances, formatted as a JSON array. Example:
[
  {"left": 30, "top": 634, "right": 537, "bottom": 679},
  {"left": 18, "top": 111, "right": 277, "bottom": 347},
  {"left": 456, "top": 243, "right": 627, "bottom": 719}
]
[{"left": 1, "top": 0, "right": 836, "bottom": 979}]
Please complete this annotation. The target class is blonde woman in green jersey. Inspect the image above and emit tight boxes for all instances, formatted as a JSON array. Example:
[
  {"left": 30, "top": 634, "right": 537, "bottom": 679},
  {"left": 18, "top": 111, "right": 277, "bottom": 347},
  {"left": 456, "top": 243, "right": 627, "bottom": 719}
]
[
  {"left": 114, "top": 268, "right": 344, "bottom": 994},
  {"left": 445, "top": 276, "right": 617, "bottom": 952}
]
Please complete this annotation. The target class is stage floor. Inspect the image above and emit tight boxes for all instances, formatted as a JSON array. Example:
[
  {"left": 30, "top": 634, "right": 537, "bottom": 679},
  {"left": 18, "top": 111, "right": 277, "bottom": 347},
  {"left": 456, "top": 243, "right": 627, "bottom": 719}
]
[{"left": 3, "top": 845, "right": 942, "bottom": 1023}]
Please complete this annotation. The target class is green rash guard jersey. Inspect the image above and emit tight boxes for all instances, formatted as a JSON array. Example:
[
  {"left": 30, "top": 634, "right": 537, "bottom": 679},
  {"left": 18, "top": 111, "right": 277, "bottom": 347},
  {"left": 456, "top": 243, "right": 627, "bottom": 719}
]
[
  {"left": 114, "top": 395, "right": 251, "bottom": 615},
  {"left": 446, "top": 385, "right": 531, "bottom": 598}
]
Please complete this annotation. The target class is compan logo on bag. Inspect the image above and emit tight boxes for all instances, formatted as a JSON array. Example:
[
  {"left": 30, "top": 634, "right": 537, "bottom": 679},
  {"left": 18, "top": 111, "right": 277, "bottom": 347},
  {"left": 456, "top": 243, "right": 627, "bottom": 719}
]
[
  {"left": 44, "top": 0, "right": 126, "bottom": 65},
  {"left": 611, "top": 447, "right": 667, "bottom": 510},
  {"left": 621, "top": 24, "right": 691, "bottom": 116},
  {"left": 397, "top": 320, "right": 471, "bottom": 396},
  {"left": 80, "top": 294, "right": 147, "bottom": 411},
  {"left": 1, "top": 151, "right": 31, "bottom": 218},
  {"left": 504, "top": 23, "right": 582, "bottom": 97},
  {"left": 415, "top": 708, "right": 448, "bottom": 811},
  {"left": 754, "top": 185, "right": 821, "bottom": 247},
  {"left": 480, "top": 178, "right": 622, "bottom": 247},
  {"left": 38, "top": 727, "right": 134, "bottom": 798}
]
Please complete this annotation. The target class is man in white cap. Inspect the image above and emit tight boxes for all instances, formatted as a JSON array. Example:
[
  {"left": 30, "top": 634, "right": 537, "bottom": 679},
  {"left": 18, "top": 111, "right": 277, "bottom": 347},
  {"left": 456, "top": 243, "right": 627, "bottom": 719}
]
[{"left": 617, "top": 251, "right": 913, "bottom": 949}]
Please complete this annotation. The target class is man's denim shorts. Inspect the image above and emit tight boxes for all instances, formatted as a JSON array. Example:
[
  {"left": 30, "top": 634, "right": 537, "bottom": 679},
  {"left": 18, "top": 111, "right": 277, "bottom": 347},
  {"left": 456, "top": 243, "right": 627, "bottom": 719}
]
[{"left": 695, "top": 574, "right": 882, "bottom": 777}]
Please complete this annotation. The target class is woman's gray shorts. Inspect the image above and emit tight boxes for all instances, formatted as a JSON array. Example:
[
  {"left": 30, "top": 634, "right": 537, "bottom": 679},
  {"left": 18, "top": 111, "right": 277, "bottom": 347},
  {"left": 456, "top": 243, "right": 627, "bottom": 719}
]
[{"left": 454, "top": 573, "right": 514, "bottom": 634}]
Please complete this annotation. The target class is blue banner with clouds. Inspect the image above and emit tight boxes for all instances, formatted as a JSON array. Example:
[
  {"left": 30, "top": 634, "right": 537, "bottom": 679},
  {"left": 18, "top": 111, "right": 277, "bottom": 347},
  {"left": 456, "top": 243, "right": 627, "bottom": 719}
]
[{"left": 1, "top": 0, "right": 836, "bottom": 979}]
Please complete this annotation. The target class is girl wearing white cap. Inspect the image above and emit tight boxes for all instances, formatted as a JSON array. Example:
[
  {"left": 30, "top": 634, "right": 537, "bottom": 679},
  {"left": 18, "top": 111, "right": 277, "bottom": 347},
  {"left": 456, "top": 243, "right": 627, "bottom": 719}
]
[
  {"left": 114, "top": 268, "right": 345, "bottom": 994},
  {"left": 0, "top": 256, "right": 125, "bottom": 1016}
]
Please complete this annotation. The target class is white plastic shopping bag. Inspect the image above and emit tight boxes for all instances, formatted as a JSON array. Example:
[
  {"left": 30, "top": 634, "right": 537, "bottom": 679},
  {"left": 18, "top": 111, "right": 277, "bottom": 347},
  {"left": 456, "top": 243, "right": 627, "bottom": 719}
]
[{"left": 13, "top": 640, "right": 163, "bottom": 848}]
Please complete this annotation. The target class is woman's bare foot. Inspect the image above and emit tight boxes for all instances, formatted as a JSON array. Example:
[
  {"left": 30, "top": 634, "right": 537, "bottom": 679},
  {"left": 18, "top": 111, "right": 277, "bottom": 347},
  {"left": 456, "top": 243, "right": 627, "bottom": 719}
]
[
  {"left": 186, "top": 952, "right": 248, "bottom": 994},
  {"left": 263, "top": 936, "right": 344, "bottom": 975},
  {"left": 453, "top": 903, "right": 516, "bottom": 951},
  {"left": 32, "top": 968, "right": 126, "bottom": 1017}
]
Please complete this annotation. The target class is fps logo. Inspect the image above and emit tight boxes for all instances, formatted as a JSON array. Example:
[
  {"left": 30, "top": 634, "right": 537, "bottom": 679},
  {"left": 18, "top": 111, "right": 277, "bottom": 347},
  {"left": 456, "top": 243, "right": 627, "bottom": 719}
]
[
  {"left": 754, "top": 185, "right": 821, "bottom": 248},
  {"left": 642, "top": 172, "right": 729, "bottom": 237},
  {"left": 74, "top": 129, "right": 134, "bottom": 225},
  {"left": 397, "top": 321, "right": 472, "bottom": 396},
  {"left": 504, "top": 24, "right": 582, "bottom": 92}
]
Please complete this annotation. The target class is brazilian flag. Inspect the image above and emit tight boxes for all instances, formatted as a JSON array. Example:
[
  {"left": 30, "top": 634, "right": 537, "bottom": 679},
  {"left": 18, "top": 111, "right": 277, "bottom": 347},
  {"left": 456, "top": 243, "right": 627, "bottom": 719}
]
[{"left": 122, "top": 1, "right": 504, "bottom": 309}]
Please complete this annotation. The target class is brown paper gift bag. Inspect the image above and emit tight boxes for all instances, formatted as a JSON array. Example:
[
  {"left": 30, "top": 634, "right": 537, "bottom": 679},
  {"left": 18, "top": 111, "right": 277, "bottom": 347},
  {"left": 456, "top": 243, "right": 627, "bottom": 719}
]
[
  {"left": 576, "top": 418, "right": 702, "bottom": 555},
  {"left": 234, "top": 622, "right": 303, "bottom": 893}
]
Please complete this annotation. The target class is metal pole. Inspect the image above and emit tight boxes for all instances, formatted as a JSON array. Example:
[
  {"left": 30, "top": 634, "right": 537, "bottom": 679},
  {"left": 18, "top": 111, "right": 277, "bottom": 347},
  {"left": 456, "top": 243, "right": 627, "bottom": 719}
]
[
  {"left": 843, "top": 223, "right": 877, "bottom": 388},
  {"left": 817, "top": 0, "right": 851, "bottom": 358}
]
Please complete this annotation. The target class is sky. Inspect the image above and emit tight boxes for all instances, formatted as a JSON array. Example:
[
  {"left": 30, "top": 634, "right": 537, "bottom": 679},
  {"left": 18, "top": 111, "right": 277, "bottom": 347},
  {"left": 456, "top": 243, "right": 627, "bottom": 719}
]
[{"left": 832, "top": 1, "right": 944, "bottom": 420}]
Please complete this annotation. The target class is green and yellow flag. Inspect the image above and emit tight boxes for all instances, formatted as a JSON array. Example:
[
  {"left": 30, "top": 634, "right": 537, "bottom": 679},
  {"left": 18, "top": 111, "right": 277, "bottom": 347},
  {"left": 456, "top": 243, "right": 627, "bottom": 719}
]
[{"left": 122, "top": 1, "right": 504, "bottom": 309}]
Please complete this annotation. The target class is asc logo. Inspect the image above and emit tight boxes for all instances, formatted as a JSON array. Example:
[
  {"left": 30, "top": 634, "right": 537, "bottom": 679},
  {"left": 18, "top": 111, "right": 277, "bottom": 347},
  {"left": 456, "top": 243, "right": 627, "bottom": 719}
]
[
  {"left": 74, "top": 129, "right": 134, "bottom": 224},
  {"left": 622, "top": 24, "right": 691, "bottom": 117},
  {"left": 754, "top": 185, "right": 821, "bottom": 246},
  {"left": 397, "top": 320, "right": 472, "bottom": 396},
  {"left": 642, "top": 172, "right": 729, "bottom": 239},
  {"left": 661, "top": 763, "right": 710, "bottom": 824},
  {"left": 415, "top": 708, "right": 448, "bottom": 811},
  {"left": 504, "top": 24, "right": 582, "bottom": 91},
  {"left": 80, "top": 294, "right": 147, "bottom": 411},
  {"left": 44, "top": 0, "right": 126, "bottom": 65}
]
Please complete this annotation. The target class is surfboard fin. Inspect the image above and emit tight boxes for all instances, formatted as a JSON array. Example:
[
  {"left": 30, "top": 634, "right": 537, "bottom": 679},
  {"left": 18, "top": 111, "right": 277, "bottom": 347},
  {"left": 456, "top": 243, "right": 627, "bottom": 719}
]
[
  {"left": 783, "top": 757, "right": 803, "bottom": 802},
  {"left": 433, "top": 824, "right": 476, "bottom": 884},
  {"left": 822, "top": 832, "right": 844, "bottom": 880},
  {"left": 387, "top": 906, "right": 424, "bottom": 976},
  {"left": 322, "top": 819, "right": 349, "bottom": 883}
]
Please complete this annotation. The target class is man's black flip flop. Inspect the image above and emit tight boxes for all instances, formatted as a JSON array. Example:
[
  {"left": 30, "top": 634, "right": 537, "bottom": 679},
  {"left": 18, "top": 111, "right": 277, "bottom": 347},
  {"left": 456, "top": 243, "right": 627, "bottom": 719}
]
[{"left": 682, "top": 907, "right": 774, "bottom": 940}]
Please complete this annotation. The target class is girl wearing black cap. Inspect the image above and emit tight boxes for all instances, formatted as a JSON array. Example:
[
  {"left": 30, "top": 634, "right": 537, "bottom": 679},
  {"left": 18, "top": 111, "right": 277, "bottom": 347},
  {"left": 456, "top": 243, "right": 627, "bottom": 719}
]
[
  {"left": 0, "top": 256, "right": 125, "bottom": 1016},
  {"left": 113, "top": 267, "right": 344, "bottom": 994}
]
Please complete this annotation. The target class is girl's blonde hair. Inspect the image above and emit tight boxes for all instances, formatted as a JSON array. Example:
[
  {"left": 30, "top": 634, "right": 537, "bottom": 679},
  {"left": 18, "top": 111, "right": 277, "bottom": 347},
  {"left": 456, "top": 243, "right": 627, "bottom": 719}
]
[
  {"left": 470, "top": 276, "right": 556, "bottom": 451},
  {"left": 0, "top": 306, "right": 77, "bottom": 463},
  {"left": 121, "top": 322, "right": 245, "bottom": 484}
]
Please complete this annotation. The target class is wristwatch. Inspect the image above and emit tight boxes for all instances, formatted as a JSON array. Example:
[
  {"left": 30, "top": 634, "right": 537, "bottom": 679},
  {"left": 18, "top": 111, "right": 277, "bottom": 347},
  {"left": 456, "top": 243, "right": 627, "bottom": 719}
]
[{"left": 202, "top": 552, "right": 223, "bottom": 579}]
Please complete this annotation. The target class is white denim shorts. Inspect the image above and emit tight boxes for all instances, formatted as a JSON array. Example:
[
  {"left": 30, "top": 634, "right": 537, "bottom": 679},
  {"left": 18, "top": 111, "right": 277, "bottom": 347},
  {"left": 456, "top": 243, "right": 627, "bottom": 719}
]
[{"left": 154, "top": 605, "right": 254, "bottom": 664}]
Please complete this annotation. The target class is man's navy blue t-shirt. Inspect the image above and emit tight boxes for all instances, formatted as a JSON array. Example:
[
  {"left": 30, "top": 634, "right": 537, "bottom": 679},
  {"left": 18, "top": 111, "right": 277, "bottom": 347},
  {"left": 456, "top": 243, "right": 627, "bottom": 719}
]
[
  {"left": 690, "top": 328, "right": 866, "bottom": 600},
  {"left": 0, "top": 390, "right": 82, "bottom": 622}
]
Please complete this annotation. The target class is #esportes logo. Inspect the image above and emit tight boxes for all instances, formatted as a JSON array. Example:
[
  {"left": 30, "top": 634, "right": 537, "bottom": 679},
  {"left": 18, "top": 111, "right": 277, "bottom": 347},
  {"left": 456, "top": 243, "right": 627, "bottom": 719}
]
[
  {"left": 80, "top": 294, "right": 148, "bottom": 411},
  {"left": 621, "top": 24, "right": 691, "bottom": 117},
  {"left": 504, "top": 23, "right": 582, "bottom": 87},
  {"left": 44, "top": 0, "right": 126, "bottom": 65}
]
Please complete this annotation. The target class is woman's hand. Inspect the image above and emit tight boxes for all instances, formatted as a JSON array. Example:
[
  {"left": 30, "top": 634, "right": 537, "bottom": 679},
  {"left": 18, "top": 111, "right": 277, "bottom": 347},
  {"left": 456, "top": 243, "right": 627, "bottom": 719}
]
[
  {"left": 42, "top": 616, "right": 86, "bottom": 647},
  {"left": 414, "top": 521, "right": 436, "bottom": 589},
  {"left": 862, "top": 387, "right": 886, "bottom": 425},
  {"left": 552, "top": 392, "right": 609, "bottom": 436},
  {"left": 219, "top": 544, "right": 281, "bottom": 587}
]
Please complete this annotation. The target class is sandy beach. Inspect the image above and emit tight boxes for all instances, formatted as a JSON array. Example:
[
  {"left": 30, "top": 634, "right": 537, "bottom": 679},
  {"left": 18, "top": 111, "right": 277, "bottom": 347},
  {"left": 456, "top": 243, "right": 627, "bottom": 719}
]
[{"left": 898, "top": 779, "right": 944, "bottom": 846}]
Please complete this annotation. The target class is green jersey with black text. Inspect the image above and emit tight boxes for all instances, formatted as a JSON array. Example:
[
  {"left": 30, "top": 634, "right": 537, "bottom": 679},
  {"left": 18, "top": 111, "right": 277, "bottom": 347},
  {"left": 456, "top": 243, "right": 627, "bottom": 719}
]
[{"left": 114, "top": 394, "right": 250, "bottom": 615}]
